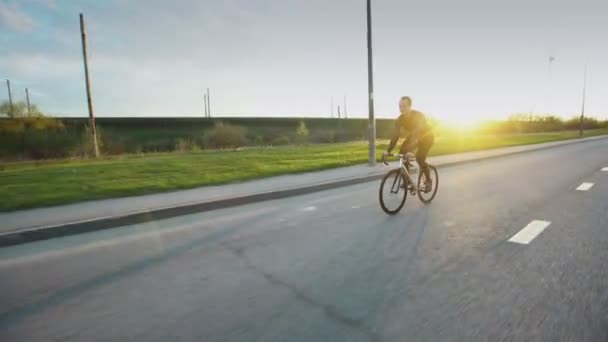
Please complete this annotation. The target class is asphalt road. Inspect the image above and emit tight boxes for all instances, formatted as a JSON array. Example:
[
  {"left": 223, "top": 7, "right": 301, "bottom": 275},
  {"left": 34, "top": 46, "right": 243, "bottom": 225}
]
[{"left": 1, "top": 138, "right": 608, "bottom": 341}]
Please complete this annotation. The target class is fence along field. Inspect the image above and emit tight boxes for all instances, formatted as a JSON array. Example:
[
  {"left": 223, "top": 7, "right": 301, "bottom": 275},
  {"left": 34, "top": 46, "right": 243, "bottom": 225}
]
[
  {"left": 0, "top": 117, "right": 396, "bottom": 160},
  {"left": 1, "top": 115, "right": 607, "bottom": 161}
]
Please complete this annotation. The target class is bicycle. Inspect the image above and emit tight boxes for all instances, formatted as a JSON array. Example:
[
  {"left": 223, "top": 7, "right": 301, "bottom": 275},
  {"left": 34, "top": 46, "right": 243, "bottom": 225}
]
[{"left": 379, "top": 153, "right": 439, "bottom": 215}]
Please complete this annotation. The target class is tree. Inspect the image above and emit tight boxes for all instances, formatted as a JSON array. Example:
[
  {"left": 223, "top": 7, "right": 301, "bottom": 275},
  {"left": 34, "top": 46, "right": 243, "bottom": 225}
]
[
  {"left": 0, "top": 101, "right": 44, "bottom": 118},
  {"left": 0, "top": 101, "right": 63, "bottom": 132}
]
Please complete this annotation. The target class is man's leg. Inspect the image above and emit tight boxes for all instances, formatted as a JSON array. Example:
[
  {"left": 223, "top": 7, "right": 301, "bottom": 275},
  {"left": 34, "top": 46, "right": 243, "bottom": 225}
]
[
  {"left": 416, "top": 135, "right": 434, "bottom": 188},
  {"left": 399, "top": 137, "right": 414, "bottom": 155},
  {"left": 400, "top": 139, "right": 415, "bottom": 190}
]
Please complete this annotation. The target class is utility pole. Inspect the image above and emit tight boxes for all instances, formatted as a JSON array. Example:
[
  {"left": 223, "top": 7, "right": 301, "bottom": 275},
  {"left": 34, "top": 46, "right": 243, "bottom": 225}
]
[
  {"left": 79, "top": 13, "right": 100, "bottom": 157},
  {"left": 204, "top": 93, "right": 208, "bottom": 117},
  {"left": 25, "top": 88, "right": 31, "bottom": 115},
  {"left": 207, "top": 88, "right": 211, "bottom": 118},
  {"left": 366, "top": 0, "right": 376, "bottom": 165},
  {"left": 344, "top": 95, "right": 347, "bottom": 119},
  {"left": 6, "top": 79, "right": 13, "bottom": 117},
  {"left": 579, "top": 63, "right": 587, "bottom": 138},
  {"left": 338, "top": 105, "right": 341, "bottom": 119}
]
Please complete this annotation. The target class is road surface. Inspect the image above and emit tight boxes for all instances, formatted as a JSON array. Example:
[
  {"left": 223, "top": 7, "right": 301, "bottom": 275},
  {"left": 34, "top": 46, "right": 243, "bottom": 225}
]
[{"left": 1, "top": 138, "right": 608, "bottom": 341}]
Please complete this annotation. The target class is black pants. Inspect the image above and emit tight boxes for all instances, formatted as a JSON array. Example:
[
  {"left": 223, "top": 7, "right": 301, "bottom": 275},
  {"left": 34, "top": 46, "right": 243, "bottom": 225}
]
[{"left": 400, "top": 133, "right": 435, "bottom": 178}]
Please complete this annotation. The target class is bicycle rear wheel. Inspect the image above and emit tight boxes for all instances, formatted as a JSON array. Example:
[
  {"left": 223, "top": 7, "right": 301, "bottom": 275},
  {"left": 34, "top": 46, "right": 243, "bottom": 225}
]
[
  {"left": 379, "top": 169, "right": 408, "bottom": 215},
  {"left": 417, "top": 164, "right": 438, "bottom": 204}
]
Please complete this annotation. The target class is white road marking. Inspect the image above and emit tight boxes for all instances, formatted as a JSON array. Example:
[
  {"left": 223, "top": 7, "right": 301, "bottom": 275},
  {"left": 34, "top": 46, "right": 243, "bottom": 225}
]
[
  {"left": 300, "top": 206, "right": 317, "bottom": 212},
  {"left": 576, "top": 182, "right": 594, "bottom": 191},
  {"left": 351, "top": 205, "right": 361, "bottom": 209},
  {"left": 602, "top": 167, "right": 608, "bottom": 172},
  {"left": 508, "top": 220, "right": 551, "bottom": 245}
]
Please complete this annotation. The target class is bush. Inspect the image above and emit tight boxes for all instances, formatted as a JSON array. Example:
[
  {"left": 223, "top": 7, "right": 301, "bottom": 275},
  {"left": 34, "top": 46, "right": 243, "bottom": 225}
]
[
  {"left": 310, "top": 130, "right": 336, "bottom": 143},
  {"left": 0, "top": 116, "right": 74, "bottom": 160},
  {"left": 251, "top": 135, "right": 264, "bottom": 146},
  {"left": 22, "top": 130, "right": 76, "bottom": 159},
  {"left": 334, "top": 130, "right": 363, "bottom": 142},
  {"left": 295, "top": 121, "right": 309, "bottom": 144},
  {"left": 140, "top": 139, "right": 174, "bottom": 153},
  {"left": 174, "top": 138, "right": 200, "bottom": 152},
  {"left": 71, "top": 125, "right": 104, "bottom": 158},
  {"left": 272, "top": 136, "right": 291, "bottom": 145},
  {"left": 205, "top": 122, "right": 247, "bottom": 149}
]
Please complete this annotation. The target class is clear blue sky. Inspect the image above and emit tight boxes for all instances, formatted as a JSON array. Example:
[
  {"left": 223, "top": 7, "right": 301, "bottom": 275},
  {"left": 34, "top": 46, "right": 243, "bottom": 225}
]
[{"left": 1, "top": 0, "right": 607, "bottom": 124}]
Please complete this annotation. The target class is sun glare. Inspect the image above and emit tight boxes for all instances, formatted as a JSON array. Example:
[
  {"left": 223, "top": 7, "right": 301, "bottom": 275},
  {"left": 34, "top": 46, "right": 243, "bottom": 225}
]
[{"left": 437, "top": 114, "right": 482, "bottom": 132}]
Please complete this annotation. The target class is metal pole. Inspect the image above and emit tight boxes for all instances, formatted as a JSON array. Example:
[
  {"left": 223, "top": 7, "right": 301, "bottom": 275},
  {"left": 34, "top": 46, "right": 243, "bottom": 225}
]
[
  {"left": 25, "top": 88, "right": 31, "bottom": 115},
  {"left": 366, "top": 0, "right": 376, "bottom": 165},
  {"left": 6, "top": 79, "right": 13, "bottom": 117},
  {"left": 579, "top": 63, "right": 587, "bottom": 138},
  {"left": 207, "top": 88, "right": 211, "bottom": 118},
  {"left": 204, "top": 93, "right": 208, "bottom": 117},
  {"left": 80, "top": 13, "right": 99, "bottom": 157}
]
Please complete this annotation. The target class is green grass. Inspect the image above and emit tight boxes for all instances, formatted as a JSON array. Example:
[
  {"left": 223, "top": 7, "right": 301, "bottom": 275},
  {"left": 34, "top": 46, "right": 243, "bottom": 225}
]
[{"left": 1, "top": 129, "right": 607, "bottom": 211}]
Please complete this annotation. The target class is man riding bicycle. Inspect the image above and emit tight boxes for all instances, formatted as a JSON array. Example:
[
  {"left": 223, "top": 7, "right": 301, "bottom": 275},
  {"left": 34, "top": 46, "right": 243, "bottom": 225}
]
[{"left": 383, "top": 96, "right": 435, "bottom": 192}]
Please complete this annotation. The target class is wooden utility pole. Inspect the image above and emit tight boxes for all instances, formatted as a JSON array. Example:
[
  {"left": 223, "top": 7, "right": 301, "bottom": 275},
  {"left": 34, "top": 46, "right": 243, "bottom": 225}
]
[
  {"left": 6, "top": 79, "right": 13, "bottom": 117},
  {"left": 25, "top": 88, "right": 31, "bottom": 115},
  {"left": 79, "top": 13, "right": 99, "bottom": 157}
]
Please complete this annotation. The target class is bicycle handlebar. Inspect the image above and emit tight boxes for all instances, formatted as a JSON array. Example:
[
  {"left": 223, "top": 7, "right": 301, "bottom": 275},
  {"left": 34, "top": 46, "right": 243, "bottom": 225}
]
[{"left": 382, "top": 152, "right": 407, "bottom": 166}]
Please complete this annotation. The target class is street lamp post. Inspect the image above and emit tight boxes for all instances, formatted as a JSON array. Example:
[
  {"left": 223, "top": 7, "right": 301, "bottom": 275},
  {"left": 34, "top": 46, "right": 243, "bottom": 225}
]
[{"left": 366, "top": 0, "right": 376, "bottom": 165}]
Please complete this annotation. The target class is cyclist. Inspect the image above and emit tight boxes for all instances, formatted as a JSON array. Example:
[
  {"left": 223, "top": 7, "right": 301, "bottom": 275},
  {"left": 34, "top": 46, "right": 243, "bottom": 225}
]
[{"left": 383, "top": 96, "right": 435, "bottom": 192}]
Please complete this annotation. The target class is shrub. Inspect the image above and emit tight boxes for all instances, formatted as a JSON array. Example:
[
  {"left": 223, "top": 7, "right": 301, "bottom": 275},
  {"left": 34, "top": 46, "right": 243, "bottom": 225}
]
[
  {"left": 22, "top": 130, "right": 75, "bottom": 159},
  {"left": 295, "top": 121, "right": 309, "bottom": 144},
  {"left": 310, "top": 130, "right": 336, "bottom": 143},
  {"left": 251, "top": 135, "right": 264, "bottom": 146},
  {"left": 205, "top": 122, "right": 247, "bottom": 149},
  {"left": 72, "top": 125, "right": 104, "bottom": 158},
  {"left": 174, "top": 138, "right": 199, "bottom": 152},
  {"left": 272, "top": 136, "right": 291, "bottom": 145}
]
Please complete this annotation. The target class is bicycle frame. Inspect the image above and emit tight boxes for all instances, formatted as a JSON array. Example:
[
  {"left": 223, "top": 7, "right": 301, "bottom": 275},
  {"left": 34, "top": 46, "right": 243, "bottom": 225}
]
[
  {"left": 397, "top": 157, "right": 417, "bottom": 189},
  {"left": 384, "top": 153, "right": 418, "bottom": 195}
]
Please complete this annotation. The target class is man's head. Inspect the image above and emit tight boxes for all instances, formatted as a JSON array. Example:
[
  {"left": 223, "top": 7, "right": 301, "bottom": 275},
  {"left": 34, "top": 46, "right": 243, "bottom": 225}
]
[{"left": 399, "top": 96, "right": 412, "bottom": 115}]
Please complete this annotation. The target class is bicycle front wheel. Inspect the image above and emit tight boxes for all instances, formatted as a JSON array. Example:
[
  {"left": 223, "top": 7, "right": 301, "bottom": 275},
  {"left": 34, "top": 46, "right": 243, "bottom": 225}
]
[
  {"left": 418, "top": 164, "right": 439, "bottom": 204},
  {"left": 379, "top": 169, "right": 408, "bottom": 215}
]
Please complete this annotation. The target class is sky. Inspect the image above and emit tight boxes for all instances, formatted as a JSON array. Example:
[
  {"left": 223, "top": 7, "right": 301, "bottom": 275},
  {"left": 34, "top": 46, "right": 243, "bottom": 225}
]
[{"left": 1, "top": 0, "right": 608, "bottom": 124}]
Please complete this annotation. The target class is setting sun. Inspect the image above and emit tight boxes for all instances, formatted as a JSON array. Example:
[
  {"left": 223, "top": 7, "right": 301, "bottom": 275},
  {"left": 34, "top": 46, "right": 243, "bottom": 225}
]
[{"left": 433, "top": 112, "right": 485, "bottom": 132}]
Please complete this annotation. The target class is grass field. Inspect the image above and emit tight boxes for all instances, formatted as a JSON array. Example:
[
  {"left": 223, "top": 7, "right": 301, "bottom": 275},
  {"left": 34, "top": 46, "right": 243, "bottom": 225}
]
[{"left": 1, "top": 129, "right": 607, "bottom": 211}]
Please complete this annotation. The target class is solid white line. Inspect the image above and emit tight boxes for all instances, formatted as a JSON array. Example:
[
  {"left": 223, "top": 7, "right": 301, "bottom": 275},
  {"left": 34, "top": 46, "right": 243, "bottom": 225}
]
[
  {"left": 576, "top": 182, "right": 594, "bottom": 191},
  {"left": 602, "top": 167, "right": 608, "bottom": 172},
  {"left": 508, "top": 220, "right": 551, "bottom": 245}
]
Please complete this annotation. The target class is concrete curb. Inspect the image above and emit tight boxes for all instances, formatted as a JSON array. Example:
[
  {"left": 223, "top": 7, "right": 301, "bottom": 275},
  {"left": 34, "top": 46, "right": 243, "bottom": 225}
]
[{"left": 1, "top": 135, "right": 607, "bottom": 247}]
